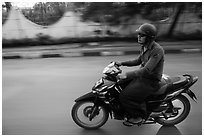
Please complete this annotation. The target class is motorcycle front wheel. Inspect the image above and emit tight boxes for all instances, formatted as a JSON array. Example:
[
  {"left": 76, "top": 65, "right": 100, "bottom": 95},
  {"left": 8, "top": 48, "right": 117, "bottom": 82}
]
[
  {"left": 156, "top": 95, "right": 191, "bottom": 126},
  {"left": 71, "top": 101, "right": 109, "bottom": 129}
]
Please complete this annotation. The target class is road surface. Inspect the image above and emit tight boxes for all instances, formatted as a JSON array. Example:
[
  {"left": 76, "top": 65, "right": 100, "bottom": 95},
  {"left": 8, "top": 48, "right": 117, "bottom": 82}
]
[{"left": 2, "top": 53, "right": 202, "bottom": 135}]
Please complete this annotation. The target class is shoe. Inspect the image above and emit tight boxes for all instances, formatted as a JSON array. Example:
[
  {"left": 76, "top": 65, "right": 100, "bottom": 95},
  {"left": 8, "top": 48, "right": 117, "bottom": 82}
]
[
  {"left": 128, "top": 117, "right": 143, "bottom": 124},
  {"left": 123, "top": 121, "right": 134, "bottom": 127},
  {"left": 123, "top": 117, "right": 143, "bottom": 127}
]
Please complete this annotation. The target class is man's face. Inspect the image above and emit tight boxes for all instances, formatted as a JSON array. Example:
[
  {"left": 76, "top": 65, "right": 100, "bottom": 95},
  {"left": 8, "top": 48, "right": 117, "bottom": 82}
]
[{"left": 138, "top": 33, "right": 147, "bottom": 44}]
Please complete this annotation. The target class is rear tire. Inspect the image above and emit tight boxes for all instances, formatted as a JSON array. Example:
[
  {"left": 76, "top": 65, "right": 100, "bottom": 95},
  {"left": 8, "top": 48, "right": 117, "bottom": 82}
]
[
  {"left": 156, "top": 95, "right": 191, "bottom": 126},
  {"left": 71, "top": 101, "right": 109, "bottom": 129}
]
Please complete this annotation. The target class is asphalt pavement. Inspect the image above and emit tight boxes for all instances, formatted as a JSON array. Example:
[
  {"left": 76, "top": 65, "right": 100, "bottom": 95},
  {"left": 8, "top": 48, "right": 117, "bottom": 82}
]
[
  {"left": 2, "top": 40, "right": 202, "bottom": 135},
  {"left": 2, "top": 54, "right": 202, "bottom": 135}
]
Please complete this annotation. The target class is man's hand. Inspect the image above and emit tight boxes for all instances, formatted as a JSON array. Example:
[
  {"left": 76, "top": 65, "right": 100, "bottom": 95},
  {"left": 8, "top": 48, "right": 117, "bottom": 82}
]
[
  {"left": 117, "top": 74, "right": 127, "bottom": 80},
  {"left": 115, "top": 62, "right": 122, "bottom": 67}
]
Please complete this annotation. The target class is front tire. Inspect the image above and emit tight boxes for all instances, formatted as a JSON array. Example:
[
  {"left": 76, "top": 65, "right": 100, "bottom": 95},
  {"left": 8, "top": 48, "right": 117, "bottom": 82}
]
[
  {"left": 156, "top": 95, "right": 191, "bottom": 126},
  {"left": 71, "top": 101, "right": 109, "bottom": 129}
]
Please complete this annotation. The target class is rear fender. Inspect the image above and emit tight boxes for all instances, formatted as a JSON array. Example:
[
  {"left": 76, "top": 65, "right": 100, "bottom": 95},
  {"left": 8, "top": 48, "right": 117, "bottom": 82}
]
[
  {"left": 183, "top": 75, "right": 198, "bottom": 89},
  {"left": 183, "top": 89, "right": 197, "bottom": 102},
  {"left": 182, "top": 75, "right": 198, "bottom": 102},
  {"left": 165, "top": 75, "right": 198, "bottom": 102}
]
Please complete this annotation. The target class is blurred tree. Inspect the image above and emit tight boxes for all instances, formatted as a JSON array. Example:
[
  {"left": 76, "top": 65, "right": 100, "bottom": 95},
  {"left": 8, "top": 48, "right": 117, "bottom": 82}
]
[
  {"left": 78, "top": 2, "right": 115, "bottom": 22},
  {"left": 22, "top": 2, "right": 68, "bottom": 25},
  {"left": 20, "top": 2, "right": 201, "bottom": 26},
  {"left": 2, "top": 2, "right": 12, "bottom": 12},
  {"left": 2, "top": 2, "right": 12, "bottom": 24},
  {"left": 167, "top": 3, "right": 185, "bottom": 37},
  {"left": 73, "top": 2, "right": 177, "bottom": 25},
  {"left": 4, "top": 2, "right": 201, "bottom": 37}
]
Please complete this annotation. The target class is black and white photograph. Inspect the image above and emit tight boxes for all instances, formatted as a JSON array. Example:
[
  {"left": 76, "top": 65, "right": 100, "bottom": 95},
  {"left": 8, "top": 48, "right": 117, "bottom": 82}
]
[{"left": 2, "top": 1, "right": 202, "bottom": 135}]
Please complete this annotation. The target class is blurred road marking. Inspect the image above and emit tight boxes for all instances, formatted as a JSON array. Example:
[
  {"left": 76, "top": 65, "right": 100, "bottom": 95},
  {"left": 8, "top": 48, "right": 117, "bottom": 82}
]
[
  {"left": 181, "top": 49, "right": 201, "bottom": 53},
  {"left": 101, "top": 51, "right": 124, "bottom": 56}
]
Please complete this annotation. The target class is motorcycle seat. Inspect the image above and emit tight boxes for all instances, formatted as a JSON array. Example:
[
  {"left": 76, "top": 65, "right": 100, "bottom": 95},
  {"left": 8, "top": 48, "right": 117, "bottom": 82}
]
[
  {"left": 170, "top": 75, "right": 188, "bottom": 90},
  {"left": 154, "top": 75, "right": 188, "bottom": 95},
  {"left": 154, "top": 78, "right": 168, "bottom": 95}
]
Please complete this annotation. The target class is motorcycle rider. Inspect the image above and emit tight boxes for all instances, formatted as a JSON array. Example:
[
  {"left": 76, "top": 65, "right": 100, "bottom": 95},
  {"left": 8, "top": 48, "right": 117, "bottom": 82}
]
[{"left": 116, "top": 23, "right": 165, "bottom": 126}]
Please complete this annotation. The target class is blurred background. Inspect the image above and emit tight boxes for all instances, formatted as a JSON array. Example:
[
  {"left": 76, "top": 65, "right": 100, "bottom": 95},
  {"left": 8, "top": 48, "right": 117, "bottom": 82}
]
[
  {"left": 2, "top": 2, "right": 202, "bottom": 47},
  {"left": 2, "top": 2, "right": 202, "bottom": 135}
]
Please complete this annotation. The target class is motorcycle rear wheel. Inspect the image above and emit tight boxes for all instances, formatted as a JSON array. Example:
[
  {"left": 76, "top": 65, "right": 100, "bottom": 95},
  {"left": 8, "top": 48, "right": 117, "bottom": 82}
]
[
  {"left": 155, "top": 95, "right": 190, "bottom": 126},
  {"left": 71, "top": 101, "right": 109, "bottom": 129}
]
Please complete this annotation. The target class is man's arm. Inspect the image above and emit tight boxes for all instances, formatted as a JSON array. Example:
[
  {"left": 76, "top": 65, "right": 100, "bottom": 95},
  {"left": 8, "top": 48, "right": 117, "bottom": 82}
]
[
  {"left": 121, "top": 55, "right": 142, "bottom": 67},
  {"left": 126, "top": 48, "right": 163, "bottom": 79}
]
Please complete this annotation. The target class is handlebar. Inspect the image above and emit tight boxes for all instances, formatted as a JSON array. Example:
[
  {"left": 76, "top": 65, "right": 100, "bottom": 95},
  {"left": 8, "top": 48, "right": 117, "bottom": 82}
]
[
  {"left": 103, "top": 62, "right": 122, "bottom": 76},
  {"left": 114, "top": 62, "right": 122, "bottom": 74}
]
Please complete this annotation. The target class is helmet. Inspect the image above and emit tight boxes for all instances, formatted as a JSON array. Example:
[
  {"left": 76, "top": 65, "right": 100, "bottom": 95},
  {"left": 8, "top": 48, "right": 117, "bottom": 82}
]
[{"left": 136, "top": 23, "right": 157, "bottom": 38}]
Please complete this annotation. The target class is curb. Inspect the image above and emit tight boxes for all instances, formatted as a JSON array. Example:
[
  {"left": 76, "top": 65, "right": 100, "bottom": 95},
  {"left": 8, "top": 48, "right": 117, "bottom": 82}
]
[{"left": 2, "top": 48, "right": 201, "bottom": 59}]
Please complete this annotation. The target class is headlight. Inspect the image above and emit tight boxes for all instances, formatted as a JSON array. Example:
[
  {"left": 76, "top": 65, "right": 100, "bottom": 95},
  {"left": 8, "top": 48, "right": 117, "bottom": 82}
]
[
  {"left": 97, "top": 78, "right": 104, "bottom": 86},
  {"left": 92, "top": 86, "right": 108, "bottom": 98}
]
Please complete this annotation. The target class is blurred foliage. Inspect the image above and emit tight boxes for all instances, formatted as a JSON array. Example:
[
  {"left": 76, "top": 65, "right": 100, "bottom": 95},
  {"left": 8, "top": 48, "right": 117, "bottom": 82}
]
[
  {"left": 2, "top": 2, "right": 12, "bottom": 24},
  {"left": 73, "top": 2, "right": 201, "bottom": 25},
  {"left": 76, "top": 2, "right": 174, "bottom": 23},
  {"left": 2, "top": 2, "right": 71, "bottom": 25},
  {"left": 2, "top": 2, "right": 202, "bottom": 47},
  {"left": 22, "top": 2, "right": 69, "bottom": 25},
  {"left": 2, "top": 2, "right": 202, "bottom": 25},
  {"left": 2, "top": 2, "right": 12, "bottom": 12}
]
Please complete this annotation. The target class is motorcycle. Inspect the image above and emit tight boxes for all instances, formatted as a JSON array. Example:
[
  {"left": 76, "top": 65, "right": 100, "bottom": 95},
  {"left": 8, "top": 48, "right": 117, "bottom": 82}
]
[{"left": 71, "top": 62, "right": 198, "bottom": 129}]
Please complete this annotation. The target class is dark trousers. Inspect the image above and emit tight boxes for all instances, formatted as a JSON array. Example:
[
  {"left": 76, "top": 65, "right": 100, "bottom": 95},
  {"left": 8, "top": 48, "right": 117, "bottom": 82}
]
[{"left": 119, "top": 77, "right": 159, "bottom": 118}]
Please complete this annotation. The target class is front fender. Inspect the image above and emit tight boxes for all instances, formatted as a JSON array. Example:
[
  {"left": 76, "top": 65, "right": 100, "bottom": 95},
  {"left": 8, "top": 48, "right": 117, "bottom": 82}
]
[
  {"left": 75, "top": 92, "right": 112, "bottom": 118},
  {"left": 75, "top": 92, "right": 96, "bottom": 102},
  {"left": 75, "top": 92, "right": 110, "bottom": 110}
]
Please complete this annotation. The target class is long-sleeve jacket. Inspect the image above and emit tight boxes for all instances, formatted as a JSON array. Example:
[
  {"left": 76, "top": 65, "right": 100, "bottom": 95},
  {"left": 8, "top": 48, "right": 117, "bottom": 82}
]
[{"left": 121, "top": 41, "right": 164, "bottom": 81}]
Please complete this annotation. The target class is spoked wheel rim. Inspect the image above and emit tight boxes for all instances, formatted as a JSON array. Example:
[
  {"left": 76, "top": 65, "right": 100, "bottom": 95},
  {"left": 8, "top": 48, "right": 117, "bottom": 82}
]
[
  {"left": 72, "top": 101, "right": 108, "bottom": 129},
  {"left": 83, "top": 106, "right": 93, "bottom": 118},
  {"left": 164, "top": 98, "right": 184, "bottom": 121},
  {"left": 156, "top": 95, "right": 190, "bottom": 126}
]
